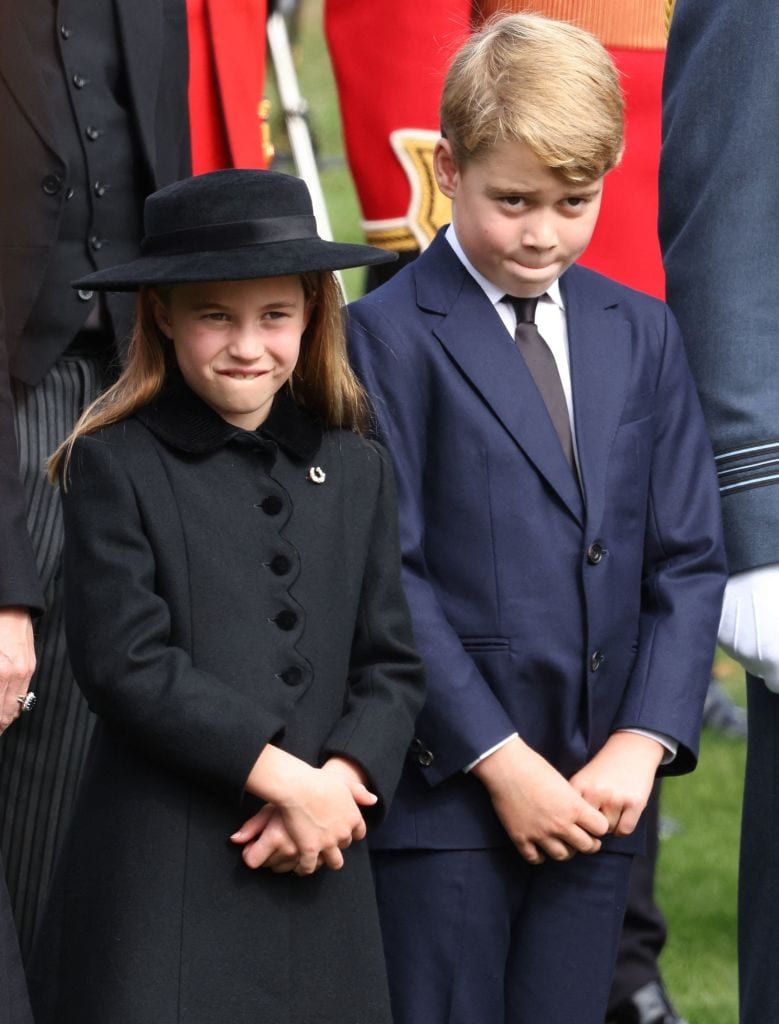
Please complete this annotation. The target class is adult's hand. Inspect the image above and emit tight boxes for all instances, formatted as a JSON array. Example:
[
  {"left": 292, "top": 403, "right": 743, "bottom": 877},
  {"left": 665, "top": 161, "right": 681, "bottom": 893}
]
[
  {"left": 0, "top": 607, "right": 35, "bottom": 733},
  {"left": 718, "top": 566, "right": 779, "bottom": 692}
]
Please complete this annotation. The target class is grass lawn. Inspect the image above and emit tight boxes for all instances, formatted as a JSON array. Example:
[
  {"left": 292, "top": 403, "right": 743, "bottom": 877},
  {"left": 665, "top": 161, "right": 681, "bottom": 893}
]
[{"left": 269, "top": 5, "right": 746, "bottom": 1019}]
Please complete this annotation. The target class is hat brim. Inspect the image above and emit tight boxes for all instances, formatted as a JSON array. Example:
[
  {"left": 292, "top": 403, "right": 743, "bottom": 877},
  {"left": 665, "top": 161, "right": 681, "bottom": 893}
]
[{"left": 72, "top": 238, "right": 397, "bottom": 291}]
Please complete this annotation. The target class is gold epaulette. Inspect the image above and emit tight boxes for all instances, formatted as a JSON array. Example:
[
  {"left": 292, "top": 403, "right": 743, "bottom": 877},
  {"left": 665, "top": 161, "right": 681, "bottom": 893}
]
[{"left": 475, "top": 0, "right": 667, "bottom": 50}]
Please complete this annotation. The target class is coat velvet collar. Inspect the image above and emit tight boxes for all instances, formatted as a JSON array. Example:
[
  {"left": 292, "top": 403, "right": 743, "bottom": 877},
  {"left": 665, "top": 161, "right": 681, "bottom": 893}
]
[{"left": 135, "top": 373, "right": 323, "bottom": 461}]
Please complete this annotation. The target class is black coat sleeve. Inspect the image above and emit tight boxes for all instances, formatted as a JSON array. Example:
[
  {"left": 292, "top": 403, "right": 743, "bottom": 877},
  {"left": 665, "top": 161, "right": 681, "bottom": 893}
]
[{"left": 321, "top": 442, "right": 425, "bottom": 819}]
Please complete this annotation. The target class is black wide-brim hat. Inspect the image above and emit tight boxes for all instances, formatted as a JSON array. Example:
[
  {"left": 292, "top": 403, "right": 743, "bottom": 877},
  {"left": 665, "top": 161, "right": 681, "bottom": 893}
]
[{"left": 73, "top": 169, "right": 396, "bottom": 291}]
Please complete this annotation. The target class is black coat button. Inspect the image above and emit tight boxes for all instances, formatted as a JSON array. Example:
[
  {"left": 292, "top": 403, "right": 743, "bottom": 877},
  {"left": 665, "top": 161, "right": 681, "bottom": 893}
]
[
  {"left": 93, "top": 181, "right": 107, "bottom": 197},
  {"left": 89, "top": 235, "right": 103, "bottom": 251},
  {"left": 60, "top": 25, "right": 71, "bottom": 39},
  {"left": 259, "top": 495, "right": 283, "bottom": 516},
  {"left": 270, "top": 555, "right": 291, "bottom": 576},
  {"left": 417, "top": 748, "right": 434, "bottom": 767},
  {"left": 41, "top": 174, "right": 63, "bottom": 196},
  {"left": 280, "top": 667, "right": 302, "bottom": 686},
  {"left": 77, "top": 289, "right": 94, "bottom": 302},
  {"left": 274, "top": 610, "right": 297, "bottom": 631},
  {"left": 85, "top": 125, "right": 101, "bottom": 141},
  {"left": 587, "top": 542, "right": 604, "bottom": 565},
  {"left": 72, "top": 73, "right": 88, "bottom": 89},
  {"left": 590, "top": 650, "right": 605, "bottom": 672},
  {"left": 65, "top": 187, "right": 75, "bottom": 201}
]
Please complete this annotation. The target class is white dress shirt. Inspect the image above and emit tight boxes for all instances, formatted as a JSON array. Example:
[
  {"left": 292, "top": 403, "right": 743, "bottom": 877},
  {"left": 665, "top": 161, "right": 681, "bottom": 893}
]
[{"left": 443, "top": 226, "right": 677, "bottom": 769}]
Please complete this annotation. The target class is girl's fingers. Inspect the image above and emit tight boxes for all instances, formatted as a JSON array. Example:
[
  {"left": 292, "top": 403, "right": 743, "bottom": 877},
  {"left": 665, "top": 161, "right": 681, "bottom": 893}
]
[{"left": 230, "top": 803, "right": 275, "bottom": 843}]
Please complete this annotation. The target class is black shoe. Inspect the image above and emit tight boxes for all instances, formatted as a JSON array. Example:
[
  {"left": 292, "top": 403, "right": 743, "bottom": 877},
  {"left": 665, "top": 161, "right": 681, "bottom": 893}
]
[
  {"left": 607, "top": 980, "right": 689, "bottom": 1024},
  {"left": 702, "top": 679, "right": 747, "bottom": 739}
]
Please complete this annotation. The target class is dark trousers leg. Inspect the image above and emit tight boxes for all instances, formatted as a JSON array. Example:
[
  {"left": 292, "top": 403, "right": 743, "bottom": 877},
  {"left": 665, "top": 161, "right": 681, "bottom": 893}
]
[
  {"left": 0, "top": 357, "right": 103, "bottom": 960},
  {"left": 739, "top": 674, "right": 779, "bottom": 1023},
  {"left": 0, "top": 853, "right": 33, "bottom": 1024},
  {"left": 607, "top": 781, "right": 667, "bottom": 1013},
  {"left": 372, "top": 847, "right": 632, "bottom": 1024}
]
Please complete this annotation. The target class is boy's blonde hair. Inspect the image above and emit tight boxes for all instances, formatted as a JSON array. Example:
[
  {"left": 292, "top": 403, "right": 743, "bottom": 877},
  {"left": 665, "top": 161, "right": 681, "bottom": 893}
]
[
  {"left": 49, "top": 271, "right": 369, "bottom": 484},
  {"left": 440, "top": 12, "right": 624, "bottom": 183}
]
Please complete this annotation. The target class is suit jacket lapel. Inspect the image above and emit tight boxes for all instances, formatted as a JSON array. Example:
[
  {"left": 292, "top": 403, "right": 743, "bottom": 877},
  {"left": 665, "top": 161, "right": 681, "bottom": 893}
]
[
  {"left": 114, "top": 0, "right": 163, "bottom": 182},
  {"left": 419, "top": 237, "right": 584, "bottom": 525},
  {"left": 0, "top": 4, "right": 62, "bottom": 158},
  {"left": 564, "top": 266, "right": 632, "bottom": 533}
]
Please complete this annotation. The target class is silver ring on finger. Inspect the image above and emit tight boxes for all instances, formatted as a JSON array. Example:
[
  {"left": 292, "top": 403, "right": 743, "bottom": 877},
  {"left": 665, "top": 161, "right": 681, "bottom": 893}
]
[{"left": 17, "top": 692, "right": 36, "bottom": 713}]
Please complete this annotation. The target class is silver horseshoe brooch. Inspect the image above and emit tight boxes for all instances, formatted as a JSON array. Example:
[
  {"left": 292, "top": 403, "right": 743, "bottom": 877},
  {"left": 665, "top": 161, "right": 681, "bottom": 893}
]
[{"left": 307, "top": 466, "right": 326, "bottom": 484}]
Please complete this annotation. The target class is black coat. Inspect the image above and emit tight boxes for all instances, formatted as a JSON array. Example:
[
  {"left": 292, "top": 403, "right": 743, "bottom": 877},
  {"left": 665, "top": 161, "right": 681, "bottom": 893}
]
[{"left": 28, "top": 381, "right": 425, "bottom": 1024}]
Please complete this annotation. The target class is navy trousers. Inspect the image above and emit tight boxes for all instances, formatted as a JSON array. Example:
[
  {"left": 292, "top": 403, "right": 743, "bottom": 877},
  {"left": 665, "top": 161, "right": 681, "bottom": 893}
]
[
  {"left": 372, "top": 846, "right": 632, "bottom": 1024},
  {"left": 739, "top": 675, "right": 779, "bottom": 1023}
]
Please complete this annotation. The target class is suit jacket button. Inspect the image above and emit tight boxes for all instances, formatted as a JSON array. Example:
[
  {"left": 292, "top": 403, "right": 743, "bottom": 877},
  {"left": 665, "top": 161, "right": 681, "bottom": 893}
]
[
  {"left": 85, "top": 125, "right": 101, "bottom": 141},
  {"left": 590, "top": 650, "right": 605, "bottom": 672},
  {"left": 417, "top": 748, "right": 434, "bottom": 767},
  {"left": 60, "top": 24, "right": 71, "bottom": 39},
  {"left": 77, "top": 289, "right": 94, "bottom": 302},
  {"left": 280, "top": 667, "right": 302, "bottom": 686},
  {"left": 274, "top": 609, "right": 298, "bottom": 631},
  {"left": 72, "top": 73, "right": 88, "bottom": 89},
  {"left": 587, "top": 542, "right": 604, "bottom": 565},
  {"left": 41, "top": 174, "right": 63, "bottom": 195}
]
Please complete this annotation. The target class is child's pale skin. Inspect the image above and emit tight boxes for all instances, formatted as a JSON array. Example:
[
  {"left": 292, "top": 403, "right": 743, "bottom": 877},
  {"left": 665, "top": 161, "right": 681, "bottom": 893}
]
[{"left": 154, "top": 274, "right": 379, "bottom": 877}]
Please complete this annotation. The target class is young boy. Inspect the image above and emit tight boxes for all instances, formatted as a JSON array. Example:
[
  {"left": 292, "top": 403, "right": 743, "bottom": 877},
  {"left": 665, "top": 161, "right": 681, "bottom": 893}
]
[{"left": 347, "top": 14, "right": 727, "bottom": 1024}]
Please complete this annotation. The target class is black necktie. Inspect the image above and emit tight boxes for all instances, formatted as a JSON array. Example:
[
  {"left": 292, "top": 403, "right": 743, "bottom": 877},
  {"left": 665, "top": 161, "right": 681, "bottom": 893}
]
[{"left": 507, "top": 295, "right": 575, "bottom": 470}]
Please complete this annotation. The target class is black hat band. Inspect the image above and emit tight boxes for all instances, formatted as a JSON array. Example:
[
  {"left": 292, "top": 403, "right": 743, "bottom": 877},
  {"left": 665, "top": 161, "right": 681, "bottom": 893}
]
[{"left": 140, "top": 214, "right": 318, "bottom": 256}]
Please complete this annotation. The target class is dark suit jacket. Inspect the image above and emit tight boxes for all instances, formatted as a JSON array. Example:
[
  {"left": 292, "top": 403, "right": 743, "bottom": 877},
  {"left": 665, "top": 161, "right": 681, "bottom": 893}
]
[
  {"left": 348, "top": 231, "right": 727, "bottom": 855},
  {"left": 29, "top": 381, "right": 424, "bottom": 1023},
  {"left": 0, "top": 0, "right": 190, "bottom": 610},
  {"left": 660, "top": 0, "right": 779, "bottom": 573}
]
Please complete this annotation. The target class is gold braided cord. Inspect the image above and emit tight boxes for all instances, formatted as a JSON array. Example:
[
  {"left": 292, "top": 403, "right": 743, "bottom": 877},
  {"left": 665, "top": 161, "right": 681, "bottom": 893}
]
[
  {"left": 475, "top": 0, "right": 667, "bottom": 50},
  {"left": 664, "top": 0, "right": 676, "bottom": 35}
]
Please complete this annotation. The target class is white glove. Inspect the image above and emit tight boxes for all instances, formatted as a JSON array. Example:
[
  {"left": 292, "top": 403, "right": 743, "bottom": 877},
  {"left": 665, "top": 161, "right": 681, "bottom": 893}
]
[{"left": 718, "top": 565, "right": 779, "bottom": 692}]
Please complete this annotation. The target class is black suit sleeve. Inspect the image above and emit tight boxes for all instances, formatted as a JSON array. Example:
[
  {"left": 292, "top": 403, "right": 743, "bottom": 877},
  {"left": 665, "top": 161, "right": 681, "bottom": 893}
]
[{"left": 0, "top": 297, "right": 43, "bottom": 612}]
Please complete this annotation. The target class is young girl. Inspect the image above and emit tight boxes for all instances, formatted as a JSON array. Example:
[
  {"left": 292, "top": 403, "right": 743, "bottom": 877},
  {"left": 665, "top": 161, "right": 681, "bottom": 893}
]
[{"left": 28, "top": 170, "right": 425, "bottom": 1024}]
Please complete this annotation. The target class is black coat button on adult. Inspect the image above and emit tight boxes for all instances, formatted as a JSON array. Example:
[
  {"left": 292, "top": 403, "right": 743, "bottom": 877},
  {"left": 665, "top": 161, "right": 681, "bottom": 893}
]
[
  {"left": 72, "top": 73, "right": 88, "bottom": 88},
  {"left": 587, "top": 542, "right": 604, "bottom": 565},
  {"left": 77, "top": 289, "right": 94, "bottom": 302},
  {"left": 89, "top": 235, "right": 103, "bottom": 251},
  {"left": 417, "top": 748, "right": 434, "bottom": 767},
  {"left": 274, "top": 610, "right": 297, "bottom": 631},
  {"left": 280, "top": 667, "right": 302, "bottom": 686},
  {"left": 65, "top": 187, "right": 75, "bottom": 200},
  {"left": 270, "top": 555, "right": 291, "bottom": 576},
  {"left": 93, "top": 181, "right": 108, "bottom": 197},
  {"left": 41, "top": 174, "right": 62, "bottom": 195},
  {"left": 259, "top": 495, "right": 283, "bottom": 515},
  {"left": 60, "top": 24, "right": 71, "bottom": 39},
  {"left": 85, "top": 125, "right": 101, "bottom": 141},
  {"left": 590, "top": 650, "right": 605, "bottom": 672}
]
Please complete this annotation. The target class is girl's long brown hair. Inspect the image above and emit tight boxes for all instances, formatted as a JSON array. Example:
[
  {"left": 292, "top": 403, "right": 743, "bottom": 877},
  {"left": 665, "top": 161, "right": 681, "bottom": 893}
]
[{"left": 49, "top": 271, "right": 369, "bottom": 485}]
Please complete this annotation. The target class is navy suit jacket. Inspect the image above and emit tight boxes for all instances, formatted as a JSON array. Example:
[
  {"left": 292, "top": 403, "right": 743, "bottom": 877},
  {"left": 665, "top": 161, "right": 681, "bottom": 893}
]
[{"left": 348, "top": 231, "right": 727, "bottom": 854}]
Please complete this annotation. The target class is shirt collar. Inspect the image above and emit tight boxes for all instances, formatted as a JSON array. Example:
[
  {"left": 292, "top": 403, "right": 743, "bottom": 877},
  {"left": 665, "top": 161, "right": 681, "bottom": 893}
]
[
  {"left": 444, "top": 223, "right": 565, "bottom": 311},
  {"left": 135, "top": 372, "right": 323, "bottom": 461}
]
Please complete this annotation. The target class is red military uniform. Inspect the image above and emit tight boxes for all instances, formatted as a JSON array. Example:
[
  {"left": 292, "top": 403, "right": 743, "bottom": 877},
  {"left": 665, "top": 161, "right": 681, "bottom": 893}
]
[
  {"left": 187, "top": 0, "right": 270, "bottom": 173},
  {"left": 327, "top": 0, "right": 667, "bottom": 299}
]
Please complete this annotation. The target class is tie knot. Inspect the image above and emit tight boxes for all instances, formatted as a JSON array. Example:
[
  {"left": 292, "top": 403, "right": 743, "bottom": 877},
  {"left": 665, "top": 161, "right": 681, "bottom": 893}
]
[{"left": 506, "top": 295, "right": 539, "bottom": 324}]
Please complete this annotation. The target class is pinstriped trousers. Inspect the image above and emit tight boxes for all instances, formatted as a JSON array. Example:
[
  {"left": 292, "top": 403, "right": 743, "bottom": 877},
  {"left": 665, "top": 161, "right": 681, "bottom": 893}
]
[{"left": 0, "top": 354, "right": 104, "bottom": 961}]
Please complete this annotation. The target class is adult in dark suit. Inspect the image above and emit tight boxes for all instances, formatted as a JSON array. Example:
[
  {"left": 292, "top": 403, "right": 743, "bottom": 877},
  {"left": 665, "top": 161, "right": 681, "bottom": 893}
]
[
  {"left": 0, "top": 0, "right": 190, "bottom": 957},
  {"left": 661, "top": 1, "right": 779, "bottom": 1020}
]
